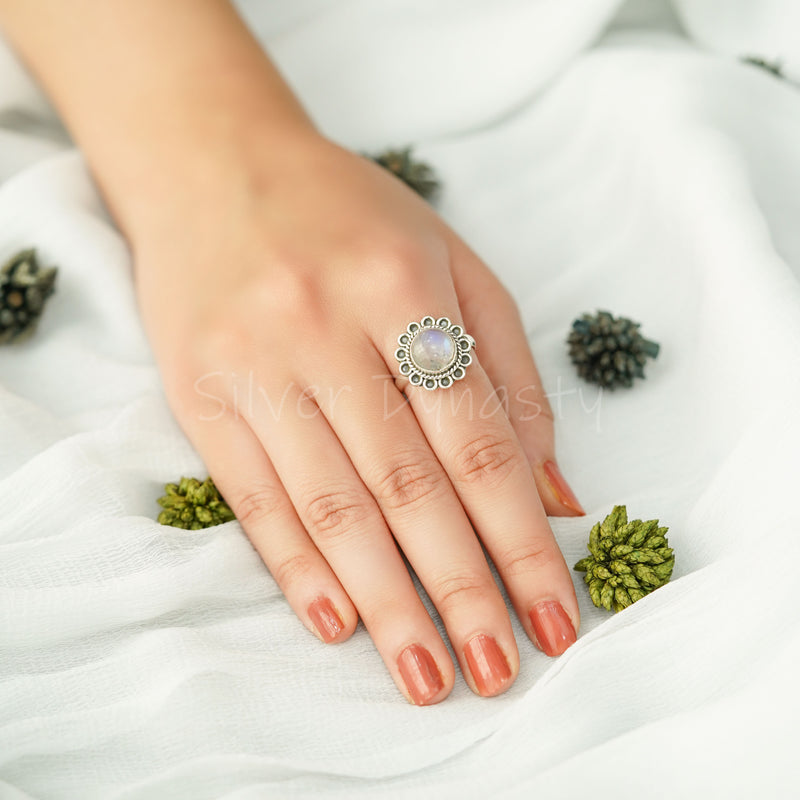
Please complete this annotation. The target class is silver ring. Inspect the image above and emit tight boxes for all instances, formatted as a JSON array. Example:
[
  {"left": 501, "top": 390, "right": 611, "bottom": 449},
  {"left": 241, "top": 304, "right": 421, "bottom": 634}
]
[{"left": 394, "top": 316, "right": 476, "bottom": 390}]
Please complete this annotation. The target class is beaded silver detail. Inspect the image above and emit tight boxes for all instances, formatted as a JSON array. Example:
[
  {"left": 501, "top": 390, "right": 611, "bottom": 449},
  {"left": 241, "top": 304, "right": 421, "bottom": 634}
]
[{"left": 394, "top": 316, "right": 476, "bottom": 390}]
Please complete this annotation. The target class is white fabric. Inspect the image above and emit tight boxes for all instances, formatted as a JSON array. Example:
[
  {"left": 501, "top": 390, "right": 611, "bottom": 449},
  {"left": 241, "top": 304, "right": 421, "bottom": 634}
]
[
  {"left": 1, "top": 1, "right": 799, "bottom": 797},
  {"left": 671, "top": 0, "right": 800, "bottom": 81}
]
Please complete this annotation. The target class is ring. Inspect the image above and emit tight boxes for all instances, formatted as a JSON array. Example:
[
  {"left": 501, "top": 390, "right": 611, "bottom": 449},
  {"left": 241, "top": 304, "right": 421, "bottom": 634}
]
[{"left": 394, "top": 316, "right": 476, "bottom": 390}]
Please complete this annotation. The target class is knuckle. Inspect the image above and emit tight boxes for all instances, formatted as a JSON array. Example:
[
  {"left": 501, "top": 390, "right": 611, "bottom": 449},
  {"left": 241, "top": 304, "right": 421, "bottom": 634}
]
[
  {"left": 248, "top": 268, "right": 326, "bottom": 331},
  {"left": 195, "top": 323, "right": 253, "bottom": 367},
  {"left": 354, "top": 238, "right": 437, "bottom": 298},
  {"left": 204, "top": 268, "right": 323, "bottom": 341},
  {"left": 271, "top": 552, "right": 315, "bottom": 589},
  {"left": 373, "top": 454, "right": 447, "bottom": 512},
  {"left": 234, "top": 483, "right": 284, "bottom": 528},
  {"left": 430, "top": 572, "right": 495, "bottom": 613},
  {"left": 450, "top": 433, "right": 519, "bottom": 487},
  {"left": 302, "top": 487, "right": 373, "bottom": 542},
  {"left": 264, "top": 268, "right": 319, "bottom": 316},
  {"left": 363, "top": 260, "right": 416, "bottom": 300},
  {"left": 378, "top": 237, "right": 433, "bottom": 274},
  {"left": 496, "top": 543, "right": 556, "bottom": 578}
]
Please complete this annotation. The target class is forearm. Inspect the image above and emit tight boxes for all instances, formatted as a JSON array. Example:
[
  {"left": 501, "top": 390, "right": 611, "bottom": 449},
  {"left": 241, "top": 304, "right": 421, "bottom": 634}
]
[{"left": 0, "top": 0, "right": 316, "bottom": 240}]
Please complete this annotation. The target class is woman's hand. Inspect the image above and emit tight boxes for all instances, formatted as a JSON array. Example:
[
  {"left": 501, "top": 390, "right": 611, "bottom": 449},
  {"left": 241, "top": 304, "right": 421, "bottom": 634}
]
[
  {"left": 0, "top": 0, "right": 583, "bottom": 704},
  {"left": 134, "top": 132, "right": 583, "bottom": 703}
]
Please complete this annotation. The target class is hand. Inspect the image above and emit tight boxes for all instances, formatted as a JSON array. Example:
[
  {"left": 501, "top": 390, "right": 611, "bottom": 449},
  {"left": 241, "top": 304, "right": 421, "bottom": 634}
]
[
  {"left": 0, "top": 0, "right": 583, "bottom": 704},
  {"left": 134, "top": 131, "right": 584, "bottom": 704}
]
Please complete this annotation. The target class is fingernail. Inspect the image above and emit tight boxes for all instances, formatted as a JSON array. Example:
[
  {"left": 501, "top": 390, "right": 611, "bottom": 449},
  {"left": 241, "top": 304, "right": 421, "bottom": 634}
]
[
  {"left": 529, "top": 601, "right": 577, "bottom": 657},
  {"left": 463, "top": 634, "right": 512, "bottom": 696},
  {"left": 308, "top": 597, "right": 344, "bottom": 643},
  {"left": 542, "top": 461, "right": 585, "bottom": 515},
  {"left": 397, "top": 644, "right": 444, "bottom": 705}
]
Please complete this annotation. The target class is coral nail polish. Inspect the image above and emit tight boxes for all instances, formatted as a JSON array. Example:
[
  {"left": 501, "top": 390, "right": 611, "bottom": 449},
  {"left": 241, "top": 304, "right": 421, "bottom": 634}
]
[
  {"left": 307, "top": 597, "right": 344, "bottom": 643},
  {"left": 542, "top": 461, "right": 585, "bottom": 515},
  {"left": 464, "top": 634, "right": 512, "bottom": 696},
  {"left": 529, "top": 601, "right": 577, "bottom": 657},
  {"left": 397, "top": 644, "right": 444, "bottom": 705}
]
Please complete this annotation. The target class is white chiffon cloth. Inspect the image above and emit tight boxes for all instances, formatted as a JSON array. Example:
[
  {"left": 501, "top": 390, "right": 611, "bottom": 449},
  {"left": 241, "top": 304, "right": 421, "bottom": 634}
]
[{"left": 1, "top": 1, "right": 799, "bottom": 797}]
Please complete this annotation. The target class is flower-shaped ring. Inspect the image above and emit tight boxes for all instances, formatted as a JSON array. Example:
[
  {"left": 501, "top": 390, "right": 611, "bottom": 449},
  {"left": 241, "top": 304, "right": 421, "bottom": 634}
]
[{"left": 394, "top": 316, "right": 476, "bottom": 390}]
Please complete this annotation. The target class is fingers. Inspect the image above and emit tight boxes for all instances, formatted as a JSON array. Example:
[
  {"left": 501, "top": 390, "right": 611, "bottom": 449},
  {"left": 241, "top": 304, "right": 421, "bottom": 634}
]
[
  {"left": 181, "top": 409, "right": 357, "bottom": 645},
  {"left": 447, "top": 236, "right": 585, "bottom": 517},
  {"left": 385, "top": 311, "right": 580, "bottom": 658},
  {"left": 173, "top": 231, "right": 582, "bottom": 705},
  {"left": 241, "top": 378, "right": 455, "bottom": 706},
  {"left": 312, "top": 360, "right": 519, "bottom": 697}
]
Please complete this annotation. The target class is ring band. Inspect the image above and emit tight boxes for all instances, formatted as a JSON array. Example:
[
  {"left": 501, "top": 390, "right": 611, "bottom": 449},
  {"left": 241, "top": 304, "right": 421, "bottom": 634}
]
[{"left": 394, "top": 316, "right": 476, "bottom": 390}]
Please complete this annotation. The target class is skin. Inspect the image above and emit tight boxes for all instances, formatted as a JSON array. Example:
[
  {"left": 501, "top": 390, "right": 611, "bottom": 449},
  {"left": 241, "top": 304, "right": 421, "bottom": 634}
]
[{"left": 0, "top": 0, "right": 583, "bottom": 703}]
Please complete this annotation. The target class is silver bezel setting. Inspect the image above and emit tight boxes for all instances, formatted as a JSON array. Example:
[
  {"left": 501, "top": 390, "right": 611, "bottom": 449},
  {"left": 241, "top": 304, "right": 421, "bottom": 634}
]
[{"left": 394, "top": 316, "right": 476, "bottom": 390}]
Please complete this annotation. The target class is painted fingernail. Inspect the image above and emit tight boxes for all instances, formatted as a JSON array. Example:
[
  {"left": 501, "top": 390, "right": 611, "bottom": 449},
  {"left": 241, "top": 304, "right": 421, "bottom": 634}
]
[
  {"left": 529, "top": 601, "right": 577, "bottom": 657},
  {"left": 308, "top": 597, "right": 344, "bottom": 643},
  {"left": 543, "top": 461, "right": 585, "bottom": 516},
  {"left": 464, "top": 634, "right": 512, "bottom": 696},
  {"left": 397, "top": 644, "right": 444, "bottom": 705}
]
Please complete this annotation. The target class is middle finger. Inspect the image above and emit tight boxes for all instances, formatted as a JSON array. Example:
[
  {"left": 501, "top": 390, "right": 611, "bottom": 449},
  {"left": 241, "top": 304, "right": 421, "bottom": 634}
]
[{"left": 313, "top": 353, "right": 519, "bottom": 697}]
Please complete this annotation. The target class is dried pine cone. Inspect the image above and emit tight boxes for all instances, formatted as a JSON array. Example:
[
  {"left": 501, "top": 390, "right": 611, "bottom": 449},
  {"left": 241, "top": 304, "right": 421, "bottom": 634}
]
[
  {"left": 741, "top": 55, "right": 785, "bottom": 80},
  {"left": 0, "top": 249, "right": 58, "bottom": 344},
  {"left": 567, "top": 310, "right": 659, "bottom": 389},
  {"left": 574, "top": 505, "right": 674, "bottom": 612},
  {"left": 157, "top": 477, "right": 235, "bottom": 530},
  {"left": 368, "top": 146, "right": 440, "bottom": 201}
]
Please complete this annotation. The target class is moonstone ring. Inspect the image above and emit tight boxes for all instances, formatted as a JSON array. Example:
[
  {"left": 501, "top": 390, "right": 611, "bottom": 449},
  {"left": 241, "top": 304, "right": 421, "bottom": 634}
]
[{"left": 394, "top": 316, "right": 476, "bottom": 390}]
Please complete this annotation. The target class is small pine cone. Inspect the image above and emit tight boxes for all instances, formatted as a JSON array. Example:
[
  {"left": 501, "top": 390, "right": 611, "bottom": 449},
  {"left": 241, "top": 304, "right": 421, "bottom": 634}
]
[
  {"left": 0, "top": 249, "right": 58, "bottom": 344},
  {"left": 741, "top": 55, "right": 785, "bottom": 80},
  {"left": 567, "top": 310, "right": 659, "bottom": 389},
  {"left": 157, "top": 477, "right": 235, "bottom": 530},
  {"left": 574, "top": 505, "right": 674, "bottom": 612},
  {"left": 368, "top": 146, "right": 440, "bottom": 201}
]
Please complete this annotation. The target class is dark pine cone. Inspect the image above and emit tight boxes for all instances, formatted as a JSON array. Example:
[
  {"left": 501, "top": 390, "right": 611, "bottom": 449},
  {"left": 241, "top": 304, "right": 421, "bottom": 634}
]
[
  {"left": 741, "top": 55, "right": 785, "bottom": 80},
  {"left": 0, "top": 249, "right": 58, "bottom": 344},
  {"left": 368, "top": 146, "right": 440, "bottom": 201},
  {"left": 157, "top": 477, "right": 235, "bottom": 530},
  {"left": 567, "top": 310, "right": 659, "bottom": 389}
]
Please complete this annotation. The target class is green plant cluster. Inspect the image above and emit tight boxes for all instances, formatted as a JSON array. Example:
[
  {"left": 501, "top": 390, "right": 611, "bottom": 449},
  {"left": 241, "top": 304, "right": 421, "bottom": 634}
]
[
  {"left": 157, "top": 477, "right": 235, "bottom": 530},
  {"left": 574, "top": 505, "right": 674, "bottom": 612}
]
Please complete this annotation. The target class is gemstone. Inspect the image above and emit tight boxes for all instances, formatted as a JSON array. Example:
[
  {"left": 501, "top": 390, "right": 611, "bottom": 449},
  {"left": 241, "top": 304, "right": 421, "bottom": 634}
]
[{"left": 410, "top": 328, "right": 456, "bottom": 373}]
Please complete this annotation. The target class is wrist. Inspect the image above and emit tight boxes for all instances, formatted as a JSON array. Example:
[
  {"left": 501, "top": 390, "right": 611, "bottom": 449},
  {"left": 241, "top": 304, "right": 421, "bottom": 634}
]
[
  {"left": 83, "top": 38, "right": 321, "bottom": 244},
  {"left": 103, "top": 102, "right": 322, "bottom": 247},
  {"left": 0, "top": 0, "right": 320, "bottom": 241}
]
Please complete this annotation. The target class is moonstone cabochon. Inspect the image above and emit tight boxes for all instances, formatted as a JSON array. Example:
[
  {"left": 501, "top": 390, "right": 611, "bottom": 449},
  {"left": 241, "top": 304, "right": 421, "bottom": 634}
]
[
  {"left": 409, "top": 327, "right": 456, "bottom": 372},
  {"left": 394, "top": 316, "right": 475, "bottom": 390}
]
